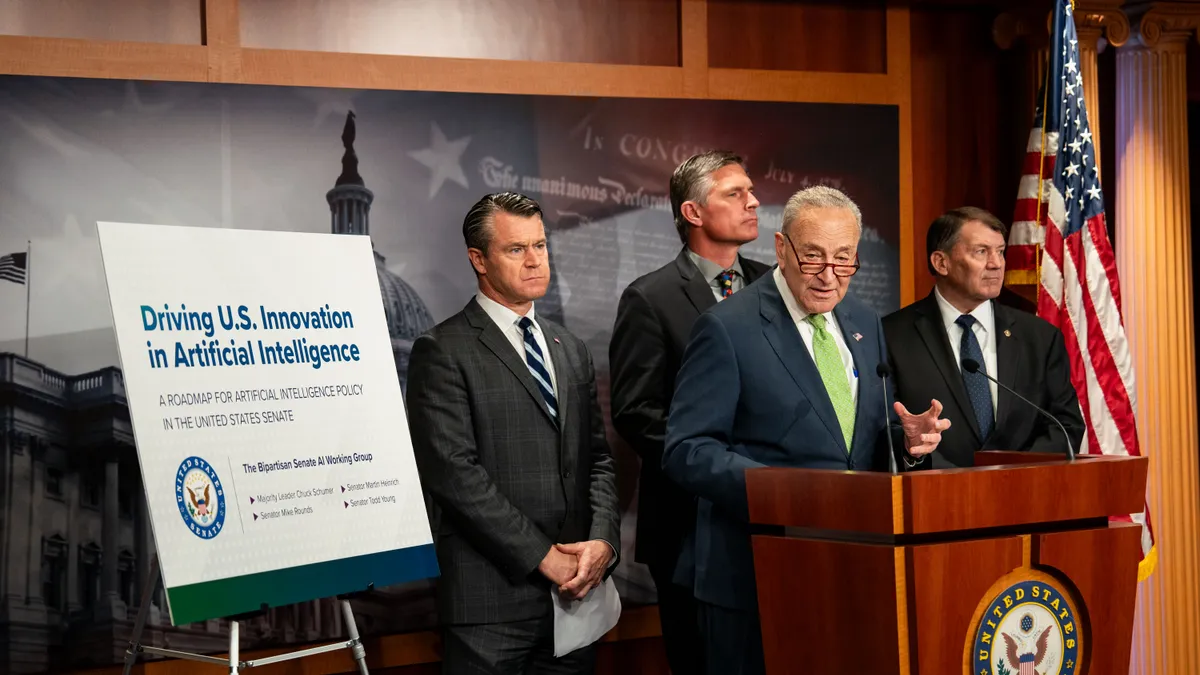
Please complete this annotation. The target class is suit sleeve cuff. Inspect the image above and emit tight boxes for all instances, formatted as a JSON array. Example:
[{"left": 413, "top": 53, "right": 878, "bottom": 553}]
[{"left": 515, "top": 537, "right": 555, "bottom": 582}]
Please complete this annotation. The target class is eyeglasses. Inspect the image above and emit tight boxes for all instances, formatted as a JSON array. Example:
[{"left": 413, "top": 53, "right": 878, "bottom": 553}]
[{"left": 783, "top": 234, "right": 860, "bottom": 277}]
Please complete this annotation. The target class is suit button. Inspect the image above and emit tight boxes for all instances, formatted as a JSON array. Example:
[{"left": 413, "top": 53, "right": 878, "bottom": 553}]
[{"left": 563, "top": 471, "right": 572, "bottom": 479}]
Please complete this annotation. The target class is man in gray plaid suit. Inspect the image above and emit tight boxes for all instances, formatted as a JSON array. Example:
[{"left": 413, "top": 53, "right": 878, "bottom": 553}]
[{"left": 406, "top": 192, "right": 621, "bottom": 674}]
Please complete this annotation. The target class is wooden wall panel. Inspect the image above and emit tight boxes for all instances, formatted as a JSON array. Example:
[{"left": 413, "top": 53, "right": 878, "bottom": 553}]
[
  {"left": 909, "top": 5, "right": 1020, "bottom": 301},
  {"left": 239, "top": 0, "right": 680, "bottom": 66},
  {"left": 239, "top": 49, "right": 687, "bottom": 97},
  {"left": 707, "top": 0, "right": 886, "bottom": 73},
  {"left": 72, "top": 607, "right": 666, "bottom": 675},
  {"left": 0, "top": 37, "right": 209, "bottom": 82},
  {"left": 0, "top": 0, "right": 201, "bottom": 45}
]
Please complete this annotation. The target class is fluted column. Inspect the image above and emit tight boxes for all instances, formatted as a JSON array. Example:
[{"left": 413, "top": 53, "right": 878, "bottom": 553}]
[
  {"left": 1116, "top": 7, "right": 1200, "bottom": 673},
  {"left": 1076, "top": 1, "right": 1131, "bottom": 180},
  {"left": 1077, "top": 25, "right": 1106, "bottom": 176}
]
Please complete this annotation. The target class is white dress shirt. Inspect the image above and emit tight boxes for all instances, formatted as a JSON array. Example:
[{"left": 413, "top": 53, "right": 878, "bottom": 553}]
[
  {"left": 773, "top": 268, "right": 858, "bottom": 406},
  {"left": 933, "top": 286, "right": 998, "bottom": 416},
  {"left": 475, "top": 292, "right": 558, "bottom": 398}
]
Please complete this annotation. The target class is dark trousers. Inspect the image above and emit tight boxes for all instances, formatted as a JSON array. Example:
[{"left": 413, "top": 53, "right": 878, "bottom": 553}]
[
  {"left": 697, "top": 600, "right": 765, "bottom": 675},
  {"left": 649, "top": 562, "right": 704, "bottom": 675},
  {"left": 442, "top": 613, "right": 597, "bottom": 675}
]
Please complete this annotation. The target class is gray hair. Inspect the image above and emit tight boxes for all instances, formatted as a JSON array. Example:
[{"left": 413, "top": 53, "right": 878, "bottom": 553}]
[
  {"left": 669, "top": 150, "right": 745, "bottom": 244},
  {"left": 780, "top": 185, "right": 863, "bottom": 236}
]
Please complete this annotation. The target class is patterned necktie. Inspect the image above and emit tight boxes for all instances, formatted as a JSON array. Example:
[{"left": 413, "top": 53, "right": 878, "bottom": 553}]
[
  {"left": 807, "top": 314, "right": 855, "bottom": 451},
  {"left": 955, "top": 314, "right": 994, "bottom": 438},
  {"left": 518, "top": 317, "right": 558, "bottom": 420},
  {"left": 717, "top": 269, "right": 736, "bottom": 299}
]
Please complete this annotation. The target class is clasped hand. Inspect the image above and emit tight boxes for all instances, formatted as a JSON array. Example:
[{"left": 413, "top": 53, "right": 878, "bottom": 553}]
[{"left": 538, "top": 540, "right": 612, "bottom": 601}]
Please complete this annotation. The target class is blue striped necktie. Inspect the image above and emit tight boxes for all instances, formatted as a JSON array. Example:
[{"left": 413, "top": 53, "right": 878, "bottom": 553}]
[{"left": 518, "top": 317, "right": 558, "bottom": 419}]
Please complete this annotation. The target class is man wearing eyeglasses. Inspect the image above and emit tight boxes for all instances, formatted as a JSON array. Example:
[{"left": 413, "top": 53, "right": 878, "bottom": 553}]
[{"left": 661, "top": 185, "right": 950, "bottom": 675}]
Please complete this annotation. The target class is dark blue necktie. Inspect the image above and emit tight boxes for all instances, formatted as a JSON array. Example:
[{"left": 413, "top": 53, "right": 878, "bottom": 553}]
[
  {"left": 518, "top": 317, "right": 558, "bottom": 419},
  {"left": 956, "top": 314, "right": 994, "bottom": 439}
]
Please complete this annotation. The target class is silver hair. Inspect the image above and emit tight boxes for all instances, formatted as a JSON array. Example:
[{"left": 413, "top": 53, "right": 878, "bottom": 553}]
[
  {"left": 780, "top": 185, "right": 863, "bottom": 236},
  {"left": 669, "top": 150, "right": 745, "bottom": 243}
]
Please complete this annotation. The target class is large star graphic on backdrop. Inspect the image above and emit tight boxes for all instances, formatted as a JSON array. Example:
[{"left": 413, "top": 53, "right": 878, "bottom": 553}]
[{"left": 408, "top": 122, "right": 472, "bottom": 199}]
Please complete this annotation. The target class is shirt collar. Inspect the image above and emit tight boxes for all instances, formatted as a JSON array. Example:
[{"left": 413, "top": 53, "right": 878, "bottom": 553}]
[
  {"left": 933, "top": 285, "right": 994, "bottom": 334},
  {"left": 773, "top": 266, "right": 835, "bottom": 327},
  {"left": 687, "top": 249, "right": 744, "bottom": 283},
  {"left": 475, "top": 291, "right": 538, "bottom": 332}
]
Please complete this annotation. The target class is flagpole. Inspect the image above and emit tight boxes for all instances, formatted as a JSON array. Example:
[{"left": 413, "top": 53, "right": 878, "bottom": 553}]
[{"left": 23, "top": 239, "right": 30, "bottom": 358}]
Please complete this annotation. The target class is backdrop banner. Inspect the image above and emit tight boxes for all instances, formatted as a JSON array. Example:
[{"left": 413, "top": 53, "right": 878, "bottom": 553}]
[{"left": 0, "top": 75, "right": 899, "bottom": 673}]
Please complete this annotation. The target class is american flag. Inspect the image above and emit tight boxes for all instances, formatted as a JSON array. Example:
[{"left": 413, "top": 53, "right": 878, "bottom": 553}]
[
  {"left": 1005, "top": 0, "right": 1155, "bottom": 579},
  {"left": 0, "top": 251, "right": 26, "bottom": 285}
]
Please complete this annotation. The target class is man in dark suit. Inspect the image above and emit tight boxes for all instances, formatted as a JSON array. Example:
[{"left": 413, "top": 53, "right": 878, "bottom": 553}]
[
  {"left": 662, "top": 186, "right": 951, "bottom": 675},
  {"left": 406, "top": 192, "right": 620, "bottom": 674},
  {"left": 609, "top": 150, "right": 769, "bottom": 674},
  {"left": 882, "top": 206, "right": 1085, "bottom": 468}
]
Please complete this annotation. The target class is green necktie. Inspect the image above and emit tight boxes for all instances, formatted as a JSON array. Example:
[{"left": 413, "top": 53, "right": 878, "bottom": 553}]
[{"left": 807, "top": 314, "right": 855, "bottom": 451}]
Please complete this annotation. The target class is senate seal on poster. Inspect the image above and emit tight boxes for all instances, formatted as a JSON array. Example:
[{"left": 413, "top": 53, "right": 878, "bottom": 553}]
[
  {"left": 175, "top": 456, "right": 226, "bottom": 539},
  {"left": 970, "top": 578, "right": 1082, "bottom": 675}
]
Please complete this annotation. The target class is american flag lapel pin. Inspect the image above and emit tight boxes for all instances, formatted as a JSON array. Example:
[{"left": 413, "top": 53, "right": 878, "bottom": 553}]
[
  {"left": 553, "top": 337, "right": 561, "bottom": 344},
  {"left": 853, "top": 332, "right": 863, "bottom": 342}
]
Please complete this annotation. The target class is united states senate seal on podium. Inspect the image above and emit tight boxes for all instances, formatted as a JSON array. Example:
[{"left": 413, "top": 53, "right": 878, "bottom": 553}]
[
  {"left": 971, "top": 579, "right": 1081, "bottom": 675},
  {"left": 175, "top": 455, "right": 226, "bottom": 539}
]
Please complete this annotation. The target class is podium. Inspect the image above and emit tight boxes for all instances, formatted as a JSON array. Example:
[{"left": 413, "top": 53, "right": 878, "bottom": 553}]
[{"left": 746, "top": 451, "right": 1147, "bottom": 675}]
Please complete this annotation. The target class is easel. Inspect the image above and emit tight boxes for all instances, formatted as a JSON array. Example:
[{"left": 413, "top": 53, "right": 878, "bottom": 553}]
[{"left": 121, "top": 555, "right": 370, "bottom": 675}]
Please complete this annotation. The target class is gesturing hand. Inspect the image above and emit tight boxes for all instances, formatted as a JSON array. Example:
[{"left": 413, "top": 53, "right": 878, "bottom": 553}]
[
  {"left": 554, "top": 540, "right": 614, "bottom": 601},
  {"left": 895, "top": 399, "right": 951, "bottom": 457},
  {"left": 538, "top": 546, "right": 579, "bottom": 587}
]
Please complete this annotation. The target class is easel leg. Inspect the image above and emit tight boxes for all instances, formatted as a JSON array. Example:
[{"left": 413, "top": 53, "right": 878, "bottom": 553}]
[
  {"left": 120, "top": 555, "right": 369, "bottom": 675},
  {"left": 229, "top": 620, "right": 240, "bottom": 675},
  {"left": 122, "top": 554, "right": 161, "bottom": 675},
  {"left": 340, "top": 599, "right": 370, "bottom": 675}
]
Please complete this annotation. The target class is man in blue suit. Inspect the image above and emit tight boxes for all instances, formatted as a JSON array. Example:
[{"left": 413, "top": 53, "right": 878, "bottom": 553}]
[{"left": 662, "top": 186, "right": 951, "bottom": 675}]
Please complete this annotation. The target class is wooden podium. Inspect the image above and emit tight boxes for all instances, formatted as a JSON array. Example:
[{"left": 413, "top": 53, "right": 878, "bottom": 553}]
[{"left": 746, "top": 451, "right": 1147, "bottom": 675}]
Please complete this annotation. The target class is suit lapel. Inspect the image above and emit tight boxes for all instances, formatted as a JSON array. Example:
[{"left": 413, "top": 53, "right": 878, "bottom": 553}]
[
  {"left": 832, "top": 303, "right": 868, "bottom": 459},
  {"left": 466, "top": 300, "right": 557, "bottom": 426},
  {"left": 913, "top": 294, "right": 982, "bottom": 442},
  {"left": 759, "top": 280, "right": 848, "bottom": 454},
  {"left": 739, "top": 255, "right": 771, "bottom": 284},
  {"left": 674, "top": 248, "right": 718, "bottom": 315},
  {"left": 993, "top": 303, "right": 1019, "bottom": 432}
]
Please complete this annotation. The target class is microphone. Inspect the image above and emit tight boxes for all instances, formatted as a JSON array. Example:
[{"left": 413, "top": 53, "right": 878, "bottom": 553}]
[
  {"left": 876, "top": 363, "right": 899, "bottom": 475},
  {"left": 961, "top": 358, "right": 1075, "bottom": 461}
]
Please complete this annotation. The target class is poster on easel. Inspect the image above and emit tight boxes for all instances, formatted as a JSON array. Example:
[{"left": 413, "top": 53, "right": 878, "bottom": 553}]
[{"left": 97, "top": 221, "right": 439, "bottom": 626}]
